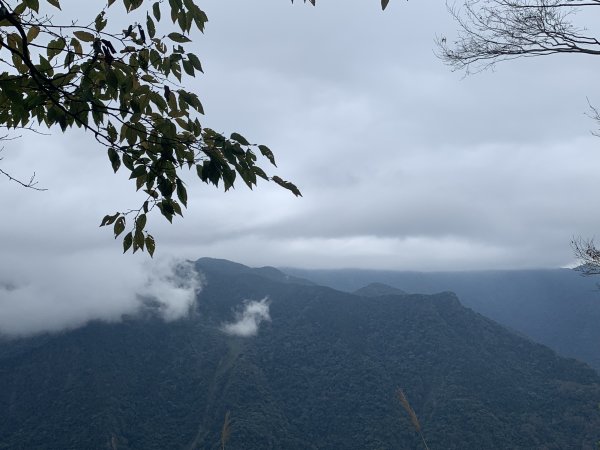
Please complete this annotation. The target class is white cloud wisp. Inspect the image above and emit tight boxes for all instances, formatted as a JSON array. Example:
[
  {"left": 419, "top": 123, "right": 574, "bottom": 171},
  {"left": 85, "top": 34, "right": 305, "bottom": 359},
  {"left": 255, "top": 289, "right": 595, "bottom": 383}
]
[
  {"left": 221, "top": 297, "right": 271, "bottom": 337},
  {"left": 0, "top": 255, "right": 202, "bottom": 337}
]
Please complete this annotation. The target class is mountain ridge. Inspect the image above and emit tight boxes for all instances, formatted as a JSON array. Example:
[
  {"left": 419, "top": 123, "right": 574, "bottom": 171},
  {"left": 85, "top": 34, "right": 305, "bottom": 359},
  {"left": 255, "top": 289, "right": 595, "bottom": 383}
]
[
  {"left": 0, "top": 258, "right": 599, "bottom": 449},
  {"left": 281, "top": 266, "right": 600, "bottom": 371},
  {"left": 353, "top": 282, "right": 408, "bottom": 297}
]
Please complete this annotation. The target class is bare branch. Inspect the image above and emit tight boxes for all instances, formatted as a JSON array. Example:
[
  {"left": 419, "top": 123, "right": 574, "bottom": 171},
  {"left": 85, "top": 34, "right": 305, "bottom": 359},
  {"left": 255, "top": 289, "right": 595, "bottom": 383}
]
[
  {"left": 0, "top": 164, "right": 47, "bottom": 191},
  {"left": 438, "top": 0, "right": 600, "bottom": 72},
  {"left": 571, "top": 237, "right": 600, "bottom": 275}
]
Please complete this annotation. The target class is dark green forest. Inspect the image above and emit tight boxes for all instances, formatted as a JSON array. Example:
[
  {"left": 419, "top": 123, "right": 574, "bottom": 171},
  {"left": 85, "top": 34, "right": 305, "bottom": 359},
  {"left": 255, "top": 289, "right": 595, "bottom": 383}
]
[
  {"left": 1, "top": 258, "right": 599, "bottom": 449},
  {"left": 285, "top": 267, "right": 600, "bottom": 371}
]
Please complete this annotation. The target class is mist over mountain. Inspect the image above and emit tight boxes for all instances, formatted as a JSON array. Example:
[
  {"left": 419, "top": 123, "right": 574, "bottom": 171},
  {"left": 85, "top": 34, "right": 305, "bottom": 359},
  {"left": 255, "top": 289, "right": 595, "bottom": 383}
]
[
  {"left": 1, "top": 258, "right": 599, "bottom": 449},
  {"left": 282, "top": 267, "right": 600, "bottom": 371},
  {"left": 0, "top": 257, "right": 202, "bottom": 337}
]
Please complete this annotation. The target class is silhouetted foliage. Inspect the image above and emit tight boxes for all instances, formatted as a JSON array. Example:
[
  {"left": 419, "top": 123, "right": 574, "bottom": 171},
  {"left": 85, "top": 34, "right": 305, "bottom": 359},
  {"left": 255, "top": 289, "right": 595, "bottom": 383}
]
[
  {"left": 0, "top": 0, "right": 305, "bottom": 255},
  {"left": 439, "top": 0, "right": 600, "bottom": 73}
]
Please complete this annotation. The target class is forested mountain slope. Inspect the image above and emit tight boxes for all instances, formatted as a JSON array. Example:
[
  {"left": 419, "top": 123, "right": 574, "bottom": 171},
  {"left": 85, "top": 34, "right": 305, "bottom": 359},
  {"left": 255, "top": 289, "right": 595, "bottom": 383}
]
[
  {"left": 283, "top": 267, "right": 600, "bottom": 371},
  {"left": 0, "top": 258, "right": 599, "bottom": 449}
]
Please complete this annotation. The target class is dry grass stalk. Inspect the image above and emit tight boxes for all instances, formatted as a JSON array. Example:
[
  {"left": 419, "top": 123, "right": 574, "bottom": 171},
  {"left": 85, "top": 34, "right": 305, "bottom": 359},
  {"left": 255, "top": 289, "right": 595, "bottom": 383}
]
[
  {"left": 221, "top": 410, "right": 231, "bottom": 450},
  {"left": 397, "top": 388, "right": 421, "bottom": 432},
  {"left": 396, "top": 388, "right": 430, "bottom": 450}
]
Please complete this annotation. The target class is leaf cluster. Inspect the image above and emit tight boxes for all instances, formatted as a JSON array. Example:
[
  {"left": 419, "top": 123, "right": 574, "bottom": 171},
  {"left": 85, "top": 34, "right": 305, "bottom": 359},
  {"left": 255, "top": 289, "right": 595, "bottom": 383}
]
[{"left": 0, "top": 0, "right": 301, "bottom": 255}]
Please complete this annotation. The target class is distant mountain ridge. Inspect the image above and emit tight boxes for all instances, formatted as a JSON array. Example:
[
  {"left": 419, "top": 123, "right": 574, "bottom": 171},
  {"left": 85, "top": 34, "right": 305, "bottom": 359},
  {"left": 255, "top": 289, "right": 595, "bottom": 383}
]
[
  {"left": 282, "top": 266, "right": 600, "bottom": 371},
  {"left": 0, "top": 258, "right": 599, "bottom": 449},
  {"left": 196, "top": 257, "right": 314, "bottom": 286},
  {"left": 354, "top": 282, "right": 408, "bottom": 297}
]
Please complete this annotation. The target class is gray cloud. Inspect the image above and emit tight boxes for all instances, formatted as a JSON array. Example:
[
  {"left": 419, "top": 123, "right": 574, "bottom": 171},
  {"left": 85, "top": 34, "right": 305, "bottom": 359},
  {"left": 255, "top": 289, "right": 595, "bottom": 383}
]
[
  {"left": 0, "top": 255, "right": 201, "bottom": 337},
  {"left": 221, "top": 297, "right": 271, "bottom": 338},
  {"left": 0, "top": 0, "right": 599, "bottom": 341}
]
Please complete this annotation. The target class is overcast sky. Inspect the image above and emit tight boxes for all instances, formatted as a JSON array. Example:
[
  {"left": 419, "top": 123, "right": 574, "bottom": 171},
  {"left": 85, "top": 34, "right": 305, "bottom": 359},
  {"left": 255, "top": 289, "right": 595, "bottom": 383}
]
[{"left": 2, "top": 0, "right": 600, "bottom": 334}]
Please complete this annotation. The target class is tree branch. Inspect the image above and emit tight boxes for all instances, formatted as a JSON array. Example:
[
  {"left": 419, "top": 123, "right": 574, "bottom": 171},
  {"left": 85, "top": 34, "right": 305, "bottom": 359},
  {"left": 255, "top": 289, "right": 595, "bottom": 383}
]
[
  {"left": 571, "top": 237, "right": 600, "bottom": 275},
  {"left": 438, "top": 0, "right": 600, "bottom": 72},
  {"left": 0, "top": 164, "right": 47, "bottom": 191}
]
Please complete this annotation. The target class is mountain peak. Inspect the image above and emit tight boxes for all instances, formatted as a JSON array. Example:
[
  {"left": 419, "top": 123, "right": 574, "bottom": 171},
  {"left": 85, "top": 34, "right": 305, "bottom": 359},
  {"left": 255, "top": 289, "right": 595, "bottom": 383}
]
[
  {"left": 195, "top": 257, "right": 250, "bottom": 275},
  {"left": 194, "top": 257, "right": 314, "bottom": 286},
  {"left": 353, "top": 282, "right": 407, "bottom": 297}
]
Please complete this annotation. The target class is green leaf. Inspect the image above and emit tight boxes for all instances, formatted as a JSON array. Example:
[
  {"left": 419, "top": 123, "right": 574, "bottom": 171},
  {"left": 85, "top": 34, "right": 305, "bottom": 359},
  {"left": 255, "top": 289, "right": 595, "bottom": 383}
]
[
  {"left": 147, "top": 14, "right": 156, "bottom": 39},
  {"left": 272, "top": 176, "right": 302, "bottom": 197},
  {"left": 122, "top": 232, "right": 133, "bottom": 253},
  {"left": 171, "top": 200, "right": 183, "bottom": 216},
  {"left": 222, "top": 166, "right": 236, "bottom": 191},
  {"left": 135, "top": 175, "right": 146, "bottom": 191},
  {"left": 158, "top": 177, "right": 174, "bottom": 198},
  {"left": 24, "top": 0, "right": 40, "bottom": 12},
  {"left": 62, "top": 50, "right": 74, "bottom": 68},
  {"left": 178, "top": 90, "right": 203, "bottom": 114},
  {"left": 167, "top": 32, "right": 191, "bottom": 43},
  {"left": 70, "top": 37, "right": 83, "bottom": 55},
  {"left": 158, "top": 200, "right": 174, "bottom": 223},
  {"left": 230, "top": 132, "right": 250, "bottom": 146},
  {"left": 27, "top": 26, "right": 40, "bottom": 42},
  {"left": 187, "top": 53, "right": 203, "bottom": 72},
  {"left": 106, "top": 123, "right": 118, "bottom": 143},
  {"left": 190, "top": 5, "right": 208, "bottom": 32},
  {"left": 129, "top": 0, "right": 144, "bottom": 12},
  {"left": 238, "top": 166, "right": 256, "bottom": 189},
  {"left": 177, "top": 10, "right": 187, "bottom": 32},
  {"left": 253, "top": 166, "right": 269, "bottom": 181},
  {"left": 136, "top": 213, "right": 147, "bottom": 230},
  {"left": 258, "top": 144, "right": 276, "bottom": 166},
  {"left": 125, "top": 126, "right": 138, "bottom": 146},
  {"left": 114, "top": 216, "right": 126, "bottom": 238},
  {"left": 13, "top": 3, "right": 27, "bottom": 15},
  {"left": 95, "top": 13, "right": 107, "bottom": 32},
  {"left": 108, "top": 147, "right": 121, "bottom": 173},
  {"left": 130, "top": 97, "right": 141, "bottom": 114},
  {"left": 100, "top": 212, "right": 119, "bottom": 227},
  {"left": 46, "top": 0, "right": 61, "bottom": 9},
  {"left": 12, "top": 52, "right": 27, "bottom": 74},
  {"left": 133, "top": 230, "right": 145, "bottom": 253},
  {"left": 47, "top": 38, "right": 66, "bottom": 60},
  {"left": 129, "top": 165, "right": 147, "bottom": 179},
  {"left": 176, "top": 179, "right": 187, "bottom": 207},
  {"left": 145, "top": 234, "right": 156, "bottom": 257},
  {"left": 182, "top": 59, "right": 194, "bottom": 76},
  {"left": 73, "top": 31, "right": 95, "bottom": 42},
  {"left": 106, "top": 68, "right": 118, "bottom": 91},
  {"left": 153, "top": 1, "right": 161, "bottom": 21},
  {"left": 169, "top": 0, "right": 179, "bottom": 22},
  {"left": 122, "top": 153, "right": 134, "bottom": 171},
  {"left": 182, "top": 0, "right": 196, "bottom": 13}
]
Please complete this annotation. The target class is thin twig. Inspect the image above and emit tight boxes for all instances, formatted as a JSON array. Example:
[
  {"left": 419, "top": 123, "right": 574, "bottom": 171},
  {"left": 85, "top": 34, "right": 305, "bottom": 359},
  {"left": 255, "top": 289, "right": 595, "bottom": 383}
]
[{"left": 0, "top": 166, "right": 47, "bottom": 191}]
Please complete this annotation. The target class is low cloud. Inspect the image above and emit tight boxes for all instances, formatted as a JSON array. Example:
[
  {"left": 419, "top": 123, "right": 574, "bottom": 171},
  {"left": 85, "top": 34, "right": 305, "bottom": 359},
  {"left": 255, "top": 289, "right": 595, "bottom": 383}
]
[
  {"left": 221, "top": 297, "right": 271, "bottom": 337},
  {"left": 137, "top": 259, "right": 203, "bottom": 321},
  {"left": 0, "top": 253, "right": 202, "bottom": 337}
]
